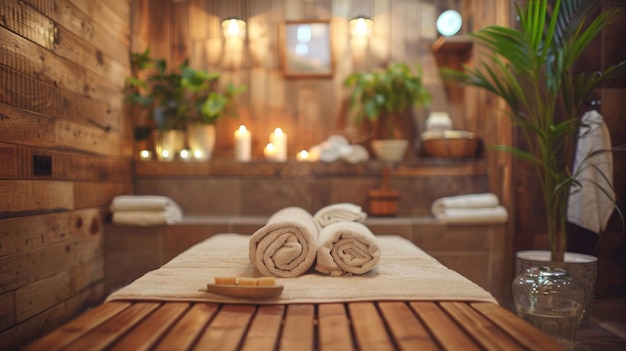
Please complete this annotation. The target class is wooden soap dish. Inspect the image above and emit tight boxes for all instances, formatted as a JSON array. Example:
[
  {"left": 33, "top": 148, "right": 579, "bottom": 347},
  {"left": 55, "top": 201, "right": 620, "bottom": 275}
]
[{"left": 205, "top": 283, "right": 284, "bottom": 299}]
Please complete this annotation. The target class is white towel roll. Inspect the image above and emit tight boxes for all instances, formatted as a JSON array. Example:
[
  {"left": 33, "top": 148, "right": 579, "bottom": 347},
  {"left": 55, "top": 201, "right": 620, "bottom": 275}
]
[
  {"left": 313, "top": 203, "right": 367, "bottom": 230},
  {"left": 249, "top": 207, "right": 319, "bottom": 278},
  {"left": 315, "top": 221, "right": 381, "bottom": 276}
]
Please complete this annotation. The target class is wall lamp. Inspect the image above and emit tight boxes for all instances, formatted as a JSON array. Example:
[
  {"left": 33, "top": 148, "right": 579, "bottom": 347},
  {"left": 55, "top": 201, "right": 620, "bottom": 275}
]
[
  {"left": 349, "top": 16, "right": 373, "bottom": 37},
  {"left": 222, "top": 17, "right": 246, "bottom": 39}
]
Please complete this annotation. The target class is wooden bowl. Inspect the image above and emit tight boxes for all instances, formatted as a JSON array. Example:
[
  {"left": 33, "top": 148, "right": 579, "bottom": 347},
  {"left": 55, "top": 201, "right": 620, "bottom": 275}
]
[{"left": 422, "top": 137, "right": 479, "bottom": 158}]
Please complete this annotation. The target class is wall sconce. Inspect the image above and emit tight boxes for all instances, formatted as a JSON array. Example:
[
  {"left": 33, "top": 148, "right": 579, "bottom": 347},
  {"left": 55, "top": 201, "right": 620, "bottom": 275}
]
[
  {"left": 349, "top": 16, "right": 373, "bottom": 37},
  {"left": 221, "top": 17, "right": 246, "bottom": 39}
]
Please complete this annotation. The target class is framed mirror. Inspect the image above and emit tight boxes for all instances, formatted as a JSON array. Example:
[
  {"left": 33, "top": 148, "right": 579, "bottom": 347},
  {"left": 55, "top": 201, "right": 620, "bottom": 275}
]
[{"left": 281, "top": 20, "right": 333, "bottom": 78}]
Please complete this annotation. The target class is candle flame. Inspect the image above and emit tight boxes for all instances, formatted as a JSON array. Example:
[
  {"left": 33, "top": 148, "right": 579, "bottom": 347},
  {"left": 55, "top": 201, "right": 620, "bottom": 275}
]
[
  {"left": 238, "top": 125, "right": 247, "bottom": 133},
  {"left": 274, "top": 128, "right": 283, "bottom": 136}
]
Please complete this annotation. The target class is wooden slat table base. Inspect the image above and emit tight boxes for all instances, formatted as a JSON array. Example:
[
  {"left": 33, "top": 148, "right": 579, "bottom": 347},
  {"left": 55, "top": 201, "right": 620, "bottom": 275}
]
[{"left": 24, "top": 301, "right": 566, "bottom": 351}]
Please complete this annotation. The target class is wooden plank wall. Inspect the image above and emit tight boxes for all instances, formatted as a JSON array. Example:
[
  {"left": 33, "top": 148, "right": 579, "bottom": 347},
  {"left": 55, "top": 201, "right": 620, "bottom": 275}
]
[
  {"left": 131, "top": 0, "right": 479, "bottom": 161},
  {"left": 0, "top": 0, "right": 132, "bottom": 349}
]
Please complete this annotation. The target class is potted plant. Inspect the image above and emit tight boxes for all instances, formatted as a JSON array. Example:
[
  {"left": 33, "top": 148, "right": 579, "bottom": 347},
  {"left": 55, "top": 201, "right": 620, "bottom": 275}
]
[
  {"left": 181, "top": 66, "right": 246, "bottom": 160},
  {"left": 442, "top": 0, "right": 625, "bottom": 341},
  {"left": 344, "top": 62, "right": 432, "bottom": 161},
  {"left": 126, "top": 48, "right": 188, "bottom": 161}
]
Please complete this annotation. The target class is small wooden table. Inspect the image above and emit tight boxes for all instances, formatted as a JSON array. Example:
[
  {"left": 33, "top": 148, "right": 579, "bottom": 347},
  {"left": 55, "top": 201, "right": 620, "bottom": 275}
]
[{"left": 24, "top": 300, "right": 565, "bottom": 351}]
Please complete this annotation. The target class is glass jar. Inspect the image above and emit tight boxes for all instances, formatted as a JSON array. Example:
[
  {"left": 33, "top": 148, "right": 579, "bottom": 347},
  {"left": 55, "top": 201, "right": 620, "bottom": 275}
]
[{"left": 512, "top": 266, "right": 586, "bottom": 350}]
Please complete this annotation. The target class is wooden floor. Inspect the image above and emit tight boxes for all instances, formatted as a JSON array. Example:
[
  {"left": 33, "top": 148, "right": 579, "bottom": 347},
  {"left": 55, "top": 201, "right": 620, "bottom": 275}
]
[
  {"left": 575, "top": 299, "right": 626, "bottom": 351},
  {"left": 503, "top": 299, "right": 626, "bottom": 351}
]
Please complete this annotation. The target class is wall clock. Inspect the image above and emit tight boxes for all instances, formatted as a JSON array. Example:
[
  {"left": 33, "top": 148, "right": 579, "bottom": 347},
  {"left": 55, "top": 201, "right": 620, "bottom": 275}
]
[{"left": 436, "top": 9, "right": 462, "bottom": 37}]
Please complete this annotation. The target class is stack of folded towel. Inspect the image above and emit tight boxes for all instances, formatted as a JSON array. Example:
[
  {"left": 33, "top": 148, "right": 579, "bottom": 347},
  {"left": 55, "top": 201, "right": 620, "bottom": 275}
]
[
  {"left": 249, "top": 203, "right": 380, "bottom": 277},
  {"left": 431, "top": 193, "right": 508, "bottom": 224},
  {"left": 110, "top": 195, "right": 183, "bottom": 226}
]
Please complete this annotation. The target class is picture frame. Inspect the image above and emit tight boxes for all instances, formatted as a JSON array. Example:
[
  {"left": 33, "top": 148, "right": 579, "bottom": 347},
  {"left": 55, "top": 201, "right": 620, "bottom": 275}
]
[{"left": 280, "top": 20, "right": 333, "bottom": 78}]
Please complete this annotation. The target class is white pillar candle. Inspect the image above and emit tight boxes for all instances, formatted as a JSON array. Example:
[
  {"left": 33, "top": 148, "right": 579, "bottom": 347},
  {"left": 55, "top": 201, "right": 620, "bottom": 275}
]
[
  {"left": 139, "top": 149, "right": 152, "bottom": 161},
  {"left": 263, "top": 142, "right": 277, "bottom": 160},
  {"left": 270, "top": 128, "right": 287, "bottom": 162},
  {"left": 234, "top": 125, "right": 251, "bottom": 162}
]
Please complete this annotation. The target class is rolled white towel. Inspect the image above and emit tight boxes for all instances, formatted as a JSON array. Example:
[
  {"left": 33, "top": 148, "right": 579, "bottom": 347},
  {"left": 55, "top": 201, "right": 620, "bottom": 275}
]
[
  {"left": 112, "top": 210, "right": 182, "bottom": 226},
  {"left": 433, "top": 206, "right": 508, "bottom": 224},
  {"left": 110, "top": 195, "right": 182, "bottom": 213},
  {"left": 431, "top": 193, "right": 499, "bottom": 218},
  {"left": 249, "top": 207, "right": 319, "bottom": 278},
  {"left": 315, "top": 221, "right": 381, "bottom": 276},
  {"left": 313, "top": 203, "right": 367, "bottom": 230}
]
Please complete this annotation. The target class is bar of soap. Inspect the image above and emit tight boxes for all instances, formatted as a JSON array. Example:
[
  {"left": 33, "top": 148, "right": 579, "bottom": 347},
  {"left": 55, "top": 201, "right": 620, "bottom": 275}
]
[
  {"left": 238, "top": 277, "right": 257, "bottom": 286},
  {"left": 214, "top": 276, "right": 237, "bottom": 285},
  {"left": 256, "top": 277, "right": 276, "bottom": 286}
]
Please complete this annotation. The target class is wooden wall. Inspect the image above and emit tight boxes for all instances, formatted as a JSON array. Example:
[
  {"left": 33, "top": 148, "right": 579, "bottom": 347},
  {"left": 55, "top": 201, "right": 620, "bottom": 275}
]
[
  {"left": 0, "top": 0, "right": 132, "bottom": 349},
  {"left": 130, "top": 0, "right": 485, "bottom": 161}
]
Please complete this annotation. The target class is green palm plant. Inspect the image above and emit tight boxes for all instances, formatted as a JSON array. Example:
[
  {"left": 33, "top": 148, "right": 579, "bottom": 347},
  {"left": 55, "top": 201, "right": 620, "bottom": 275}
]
[{"left": 442, "top": 0, "right": 626, "bottom": 261}]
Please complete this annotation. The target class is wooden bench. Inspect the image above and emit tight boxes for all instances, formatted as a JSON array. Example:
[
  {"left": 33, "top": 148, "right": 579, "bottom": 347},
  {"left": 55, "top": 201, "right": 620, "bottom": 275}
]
[{"left": 23, "top": 300, "right": 565, "bottom": 350}]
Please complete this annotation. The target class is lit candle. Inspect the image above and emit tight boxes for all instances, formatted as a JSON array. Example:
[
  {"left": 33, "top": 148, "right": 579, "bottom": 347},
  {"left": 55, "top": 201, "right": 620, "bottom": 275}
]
[
  {"left": 139, "top": 149, "right": 152, "bottom": 161},
  {"left": 264, "top": 142, "right": 277, "bottom": 160},
  {"left": 179, "top": 149, "right": 192, "bottom": 161},
  {"left": 234, "top": 125, "right": 251, "bottom": 162},
  {"left": 193, "top": 150, "right": 204, "bottom": 160},
  {"left": 159, "top": 149, "right": 175, "bottom": 162},
  {"left": 297, "top": 150, "right": 311, "bottom": 161},
  {"left": 270, "top": 128, "right": 287, "bottom": 162}
]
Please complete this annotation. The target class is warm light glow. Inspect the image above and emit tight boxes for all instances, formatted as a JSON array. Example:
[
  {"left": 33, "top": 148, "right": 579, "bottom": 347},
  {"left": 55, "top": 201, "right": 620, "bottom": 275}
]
[
  {"left": 179, "top": 149, "right": 192, "bottom": 161},
  {"left": 264, "top": 142, "right": 277, "bottom": 160},
  {"left": 297, "top": 150, "right": 311, "bottom": 161},
  {"left": 193, "top": 150, "right": 204, "bottom": 159},
  {"left": 139, "top": 149, "right": 152, "bottom": 161},
  {"left": 222, "top": 18, "right": 246, "bottom": 39},
  {"left": 273, "top": 128, "right": 284, "bottom": 137},
  {"left": 350, "top": 16, "right": 373, "bottom": 37}
]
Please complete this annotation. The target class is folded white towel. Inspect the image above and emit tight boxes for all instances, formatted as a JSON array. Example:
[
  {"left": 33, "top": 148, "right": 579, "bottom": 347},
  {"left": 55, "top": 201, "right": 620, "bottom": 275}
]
[
  {"left": 567, "top": 110, "right": 615, "bottom": 234},
  {"left": 112, "top": 210, "right": 182, "bottom": 226},
  {"left": 313, "top": 203, "right": 367, "bottom": 230},
  {"left": 433, "top": 206, "right": 508, "bottom": 224},
  {"left": 249, "top": 207, "right": 319, "bottom": 278},
  {"left": 315, "top": 221, "right": 381, "bottom": 276},
  {"left": 110, "top": 195, "right": 182, "bottom": 213},
  {"left": 431, "top": 193, "right": 500, "bottom": 218}
]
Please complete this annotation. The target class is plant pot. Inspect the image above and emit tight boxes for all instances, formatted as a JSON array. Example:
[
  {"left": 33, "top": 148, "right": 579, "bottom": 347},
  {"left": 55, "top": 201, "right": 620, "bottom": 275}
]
[
  {"left": 515, "top": 250, "right": 597, "bottom": 328},
  {"left": 154, "top": 129, "right": 186, "bottom": 162},
  {"left": 371, "top": 139, "right": 408, "bottom": 162},
  {"left": 187, "top": 123, "right": 216, "bottom": 161}
]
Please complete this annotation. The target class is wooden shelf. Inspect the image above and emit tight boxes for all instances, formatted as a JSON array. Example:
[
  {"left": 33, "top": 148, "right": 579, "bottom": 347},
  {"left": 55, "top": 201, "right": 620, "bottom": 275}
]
[
  {"left": 432, "top": 35, "right": 473, "bottom": 69},
  {"left": 134, "top": 158, "right": 486, "bottom": 177},
  {"left": 432, "top": 35, "right": 473, "bottom": 56}
]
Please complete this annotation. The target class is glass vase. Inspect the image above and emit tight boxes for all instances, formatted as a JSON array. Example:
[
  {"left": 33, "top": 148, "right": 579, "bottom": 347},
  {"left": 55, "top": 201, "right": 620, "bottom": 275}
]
[{"left": 512, "top": 266, "right": 586, "bottom": 350}]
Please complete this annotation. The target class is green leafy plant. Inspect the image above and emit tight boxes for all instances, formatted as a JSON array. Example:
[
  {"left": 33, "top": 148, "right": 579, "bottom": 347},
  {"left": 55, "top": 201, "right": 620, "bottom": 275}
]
[
  {"left": 125, "top": 48, "right": 246, "bottom": 140},
  {"left": 181, "top": 66, "right": 246, "bottom": 125},
  {"left": 442, "top": 0, "right": 626, "bottom": 261},
  {"left": 344, "top": 62, "right": 432, "bottom": 139},
  {"left": 125, "top": 48, "right": 188, "bottom": 137}
]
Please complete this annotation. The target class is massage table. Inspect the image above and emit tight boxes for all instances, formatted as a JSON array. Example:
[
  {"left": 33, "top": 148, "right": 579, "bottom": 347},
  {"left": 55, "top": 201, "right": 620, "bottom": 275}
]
[{"left": 24, "top": 234, "right": 565, "bottom": 351}]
